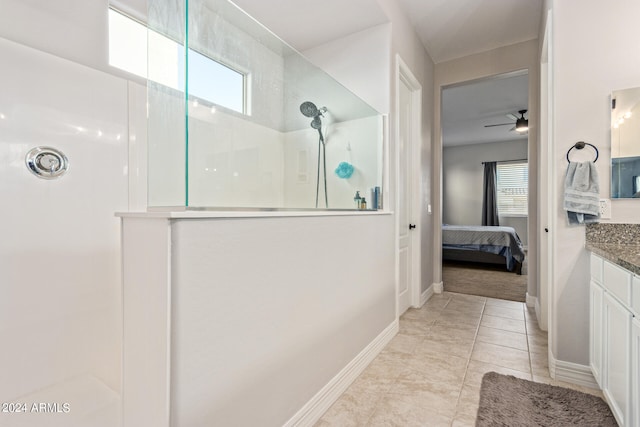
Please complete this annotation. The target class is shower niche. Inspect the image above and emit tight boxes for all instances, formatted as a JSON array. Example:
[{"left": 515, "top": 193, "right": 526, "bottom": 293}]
[{"left": 147, "top": 0, "right": 384, "bottom": 210}]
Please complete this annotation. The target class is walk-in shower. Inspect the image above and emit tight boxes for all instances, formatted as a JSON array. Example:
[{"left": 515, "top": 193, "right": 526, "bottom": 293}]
[
  {"left": 147, "top": 0, "right": 384, "bottom": 210},
  {"left": 300, "top": 101, "right": 328, "bottom": 207}
]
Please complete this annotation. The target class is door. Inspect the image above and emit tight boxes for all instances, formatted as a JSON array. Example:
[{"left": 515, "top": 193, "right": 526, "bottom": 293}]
[
  {"left": 396, "top": 56, "right": 421, "bottom": 316},
  {"left": 590, "top": 280, "right": 604, "bottom": 387},
  {"left": 603, "top": 292, "right": 632, "bottom": 426},
  {"left": 538, "top": 9, "right": 553, "bottom": 332},
  {"left": 632, "top": 317, "right": 640, "bottom": 427}
]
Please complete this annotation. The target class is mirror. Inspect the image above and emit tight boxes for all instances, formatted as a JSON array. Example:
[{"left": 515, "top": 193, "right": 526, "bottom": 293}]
[
  {"left": 611, "top": 86, "right": 640, "bottom": 198},
  {"left": 611, "top": 87, "right": 640, "bottom": 199}
]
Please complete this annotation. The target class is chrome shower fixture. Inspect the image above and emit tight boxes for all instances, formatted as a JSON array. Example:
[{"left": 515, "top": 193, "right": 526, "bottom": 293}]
[
  {"left": 299, "top": 101, "right": 329, "bottom": 208},
  {"left": 299, "top": 101, "right": 327, "bottom": 118}
]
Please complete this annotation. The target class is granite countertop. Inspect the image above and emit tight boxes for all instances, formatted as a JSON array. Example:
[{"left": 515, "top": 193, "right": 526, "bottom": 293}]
[
  {"left": 585, "top": 242, "right": 640, "bottom": 276},
  {"left": 585, "top": 223, "right": 640, "bottom": 275}
]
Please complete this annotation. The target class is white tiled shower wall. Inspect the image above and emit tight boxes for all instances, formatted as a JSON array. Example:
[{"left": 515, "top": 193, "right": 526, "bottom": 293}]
[{"left": 0, "top": 36, "right": 135, "bottom": 425}]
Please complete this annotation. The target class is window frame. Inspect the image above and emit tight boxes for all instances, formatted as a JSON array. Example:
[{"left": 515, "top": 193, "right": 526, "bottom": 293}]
[
  {"left": 496, "top": 160, "right": 529, "bottom": 217},
  {"left": 108, "top": 7, "right": 248, "bottom": 115}
]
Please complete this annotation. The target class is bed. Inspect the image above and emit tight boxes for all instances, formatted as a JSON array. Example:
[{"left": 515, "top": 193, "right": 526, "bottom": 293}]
[{"left": 442, "top": 224, "right": 526, "bottom": 274}]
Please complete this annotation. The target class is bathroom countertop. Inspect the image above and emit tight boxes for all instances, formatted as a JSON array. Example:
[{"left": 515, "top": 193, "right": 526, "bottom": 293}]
[{"left": 585, "top": 242, "right": 640, "bottom": 276}]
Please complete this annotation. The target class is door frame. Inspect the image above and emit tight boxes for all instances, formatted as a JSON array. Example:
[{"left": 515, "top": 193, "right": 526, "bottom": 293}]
[{"left": 395, "top": 54, "right": 422, "bottom": 316}]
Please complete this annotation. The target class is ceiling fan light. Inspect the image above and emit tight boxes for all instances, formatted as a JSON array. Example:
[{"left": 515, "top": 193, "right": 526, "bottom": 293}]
[{"left": 515, "top": 118, "right": 528, "bottom": 132}]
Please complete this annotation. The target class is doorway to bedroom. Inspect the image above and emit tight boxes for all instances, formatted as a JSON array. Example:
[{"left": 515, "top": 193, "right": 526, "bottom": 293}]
[{"left": 441, "top": 71, "right": 529, "bottom": 302}]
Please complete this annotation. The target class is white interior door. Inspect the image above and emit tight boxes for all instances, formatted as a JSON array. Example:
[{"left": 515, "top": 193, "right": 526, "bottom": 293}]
[
  {"left": 397, "top": 57, "right": 421, "bottom": 316},
  {"left": 538, "top": 10, "right": 553, "bottom": 332}
]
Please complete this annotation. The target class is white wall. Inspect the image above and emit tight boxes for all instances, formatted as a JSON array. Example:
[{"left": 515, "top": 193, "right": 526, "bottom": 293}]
[
  {"left": 377, "top": 0, "right": 436, "bottom": 295},
  {"left": 443, "top": 140, "right": 529, "bottom": 245},
  {"left": 547, "top": 0, "right": 640, "bottom": 366},
  {"left": 0, "top": 2, "right": 143, "bottom": 424},
  {"left": 283, "top": 116, "right": 383, "bottom": 209},
  {"left": 164, "top": 214, "right": 395, "bottom": 426},
  {"left": 434, "top": 39, "right": 539, "bottom": 296},
  {"left": 0, "top": 35, "right": 128, "bottom": 422}
]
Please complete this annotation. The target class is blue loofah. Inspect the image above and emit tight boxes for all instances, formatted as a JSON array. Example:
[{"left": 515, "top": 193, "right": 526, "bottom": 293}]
[{"left": 334, "top": 162, "right": 354, "bottom": 179}]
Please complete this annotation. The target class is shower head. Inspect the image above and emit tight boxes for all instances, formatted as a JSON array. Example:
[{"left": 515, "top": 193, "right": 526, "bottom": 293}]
[
  {"left": 311, "top": 116, "right": 324, "bottom": 143},
  {"left": 310, "top": 116, "right": 322, "bottom": 130},
  {"left": 300, "top": 101, "right": 319, "bottom": 118}
]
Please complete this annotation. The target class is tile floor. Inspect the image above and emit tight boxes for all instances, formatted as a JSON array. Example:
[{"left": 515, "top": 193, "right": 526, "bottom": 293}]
[{"left": 315, "top": 291, "right": 602, "bottom": 427}]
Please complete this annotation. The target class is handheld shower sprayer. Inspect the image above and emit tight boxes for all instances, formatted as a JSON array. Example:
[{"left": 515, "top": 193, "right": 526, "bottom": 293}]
[{"left": 299, "top": 101, "right": 329, "bottom": 207}]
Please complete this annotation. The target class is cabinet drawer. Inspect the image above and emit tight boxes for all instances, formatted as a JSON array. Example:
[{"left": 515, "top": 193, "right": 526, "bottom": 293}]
[
  {"left": 591, "top": 253, "right": 603, "bottom": 284},
  {"left": 604, "top": 260, "right": 632, "bottom": 306},
  {"left": 632, "top": 275, "right": 640, "bottom": 317}
]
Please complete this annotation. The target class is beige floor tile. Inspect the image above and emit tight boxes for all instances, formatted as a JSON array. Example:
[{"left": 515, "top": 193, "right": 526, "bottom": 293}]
[
  {"left": 399, "top": 318, "right": 434, "bottom": 336},
  {"left": 349, "top": 353, "right": 412, "bottom": 395},
  {"left": 471, "top": 341, "right": 531, "bottom": 373},
  {"left": 483, "top": 305, "right": 524, "bottom": 320},
  {"left": 382, "top": 333, "right": 423, "bottom": 355},
  {"left": 458, "top": 384, "right": 480, "bottom": 409},
  {"left": 315, "top": 292, "right": 599, "bottom": 426},
  {"left": 451, "top": 412, "right": 477, "bottom": 427},
  {"left": 463, "top": 359, "right": 532, "bottom": 389},
  {"left": 391, "top": 368, "right": 463, "bottom": 398},
  {"left": 480, "top": 314, "right": 526, "bottom": 333},
  {"left": 444, "top": 300, "right": 486, "bottom": 314},
  {"left": 527, "top": 333, "right": 548, "bottom": 348},
  {"left": 527, "top": 341, "right": 548, "bottom": 355},
  {"left": 367, "top": 393, "right": 455, "bottom": 425},
  {"left": 404, "top": 350, "right": 469, "bottom": 380},
  {"left": 531, "top": 376, "right": 605, "bottom": 399},
  {"left": 449, "top": 293, "right": 487, "bottom": 304},
  {"left": 424, "top": 296, "right": 452, "bottom": 311},
  {"left": 476, "top": 326, "right": 528, "bottom": 351},
  {"left": 485, "top": 298, "right": 524, "bottom": 310},
  {"left": 417, "top": 336, "right": 474, "bottom": 359},
  {"left": 402, "top": 308, "right": 442, "bottom": 322},
  {"left": 316, "top": 390, "right": 380, "bottom": 426},
  {"left": 530, "top": 353, "right": 549, "bottom": 377},
  {"left": 436, "top": 311, "right": 482, "bottom": 328},
  {"left": 427, "top": 324, "right": 478, "bottom": 342}
]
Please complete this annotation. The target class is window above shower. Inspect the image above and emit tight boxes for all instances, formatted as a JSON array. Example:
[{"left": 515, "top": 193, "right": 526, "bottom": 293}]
[
  {"left": 146, "top": 0, "right": 384, "bottom": 211},
  {"left": 108, "top": 8, "right": 246, "bottom": 114}
]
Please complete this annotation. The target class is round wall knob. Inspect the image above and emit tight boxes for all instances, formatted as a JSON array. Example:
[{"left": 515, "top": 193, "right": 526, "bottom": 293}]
[{"left": 25, "top": 147, "right": 69, "bottom": 180}]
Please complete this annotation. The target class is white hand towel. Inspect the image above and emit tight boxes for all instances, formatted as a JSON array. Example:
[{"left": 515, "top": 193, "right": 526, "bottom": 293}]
[{"left": 564, "top": 161, "right": 600, "bottom": 225}]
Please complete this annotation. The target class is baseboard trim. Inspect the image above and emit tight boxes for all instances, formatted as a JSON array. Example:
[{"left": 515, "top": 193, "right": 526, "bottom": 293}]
[
  {"left": 433, "top": 281, "right": 443, "bottom": 294},
  {"left": 549, "top": 352, "right": 598, "bottom": 389},
  {"left": 284, "top": 319, "right": 399, "bottom": 427},
  {"left": 526, "top": 292, "right": 536, "bottom": 308},
  {"left": 420, "top": 284, "right": 434, "bottom": 306}
]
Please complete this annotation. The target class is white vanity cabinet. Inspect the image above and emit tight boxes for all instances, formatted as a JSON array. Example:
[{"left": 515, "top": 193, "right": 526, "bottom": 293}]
[
  {"left": 589, "top": 279, "right": 604, "bottom": 387},
  {"left": 589, "top": 253, "right": 636, "bottom": 427},
  {"left": 632, "top": 317, "right": 640, "bottom": 427},
  {"left": 602, "top": 291, "right": 632, "bottom": 425}
]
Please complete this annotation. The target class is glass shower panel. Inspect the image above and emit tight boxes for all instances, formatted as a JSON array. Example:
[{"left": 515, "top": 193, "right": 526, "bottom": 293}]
[
  {"left": 147, "top": 0, "right": 187, "bottom": 207},
  {"left": 149, "top": 0, "right": 384, "bottom": 210}
]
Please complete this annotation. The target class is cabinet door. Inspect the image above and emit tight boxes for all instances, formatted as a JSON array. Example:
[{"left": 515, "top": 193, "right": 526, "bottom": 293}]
[
  {"left": 590, "top": 280, "right": 604, "bottom": 387},
  {"left": 632, "top": 318, "right": 640, "bottom": 427},
  {"left": 603, "top": 292, "right": 632, "bottom": 426}
]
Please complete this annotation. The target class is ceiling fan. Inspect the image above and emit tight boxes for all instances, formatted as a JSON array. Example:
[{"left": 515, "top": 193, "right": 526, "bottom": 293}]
[{"left": 484, "top": 109, "right": 528, "bottom": 133}]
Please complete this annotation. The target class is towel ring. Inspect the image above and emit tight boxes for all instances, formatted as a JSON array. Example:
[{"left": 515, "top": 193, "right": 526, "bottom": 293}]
[{"left": 566, "top": 141, "right": 599, "bottom": 163}]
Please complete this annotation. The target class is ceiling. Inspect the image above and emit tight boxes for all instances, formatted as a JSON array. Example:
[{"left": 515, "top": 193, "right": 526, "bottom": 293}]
[
  {"left": 442, "top": 73, "right": 529, "bottom": 147},
  {"left": 232, "top": 0, "right": 543, "bottom": 63},
  {"left": 231, "top": 0, "right": 540, "bottom": 146}
]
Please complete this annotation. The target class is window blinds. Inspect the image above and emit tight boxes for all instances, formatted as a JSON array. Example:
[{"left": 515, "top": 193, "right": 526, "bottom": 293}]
[{"left": 496, "top": 161, "right": 528, "bottom": 216}]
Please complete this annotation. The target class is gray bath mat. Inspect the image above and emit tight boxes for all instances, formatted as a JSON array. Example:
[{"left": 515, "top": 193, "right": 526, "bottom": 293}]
[{"left": 476, "top": 372, "right": 617, "bottom": 426}]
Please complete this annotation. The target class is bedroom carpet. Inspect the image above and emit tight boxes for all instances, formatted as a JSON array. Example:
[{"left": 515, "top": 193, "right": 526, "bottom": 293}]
[
  {"left": 476, "top": 372, "right": 617, "bottom": 426},
  {"left": 442, "top": 260, "right": 527, "bottom": 302}
]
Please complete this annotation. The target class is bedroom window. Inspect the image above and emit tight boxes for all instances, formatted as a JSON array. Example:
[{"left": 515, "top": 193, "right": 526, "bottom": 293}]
[{"left": 496, "top": 161, "right": 528, "bottom": 216}]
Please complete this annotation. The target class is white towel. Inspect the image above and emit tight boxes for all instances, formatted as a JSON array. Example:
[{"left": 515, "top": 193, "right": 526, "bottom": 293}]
[{"left": 564, "top": 161, "right": 600, "bottom": 225}]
